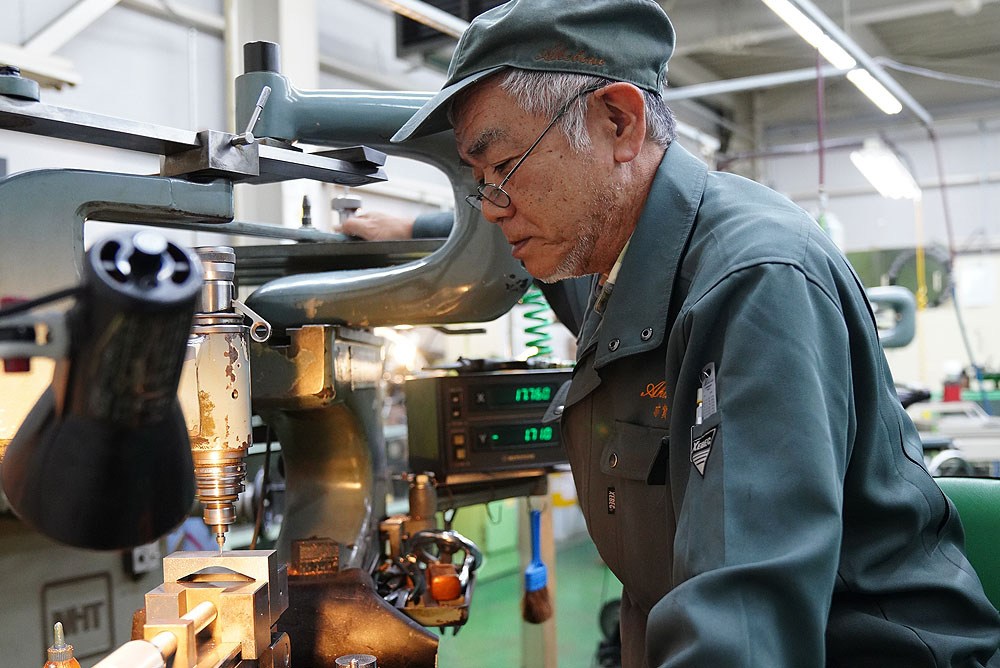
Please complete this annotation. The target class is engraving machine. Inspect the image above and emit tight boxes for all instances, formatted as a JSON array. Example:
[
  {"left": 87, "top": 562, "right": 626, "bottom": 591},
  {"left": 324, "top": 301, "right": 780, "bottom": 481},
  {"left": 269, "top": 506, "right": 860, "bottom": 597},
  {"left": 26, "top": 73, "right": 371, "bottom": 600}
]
[{"left": 0, "top": 38, "right": 547, "bottom": 667}]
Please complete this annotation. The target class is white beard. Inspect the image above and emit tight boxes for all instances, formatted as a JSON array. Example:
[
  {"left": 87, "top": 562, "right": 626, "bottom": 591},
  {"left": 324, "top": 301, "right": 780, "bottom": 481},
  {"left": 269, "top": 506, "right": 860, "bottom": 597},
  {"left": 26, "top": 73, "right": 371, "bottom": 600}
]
[
  {"left": 537, "top": 171, "right": 625, "bottom": 283},
  {"left": 539, "top": 228, "right": 598, "bottom": 282}
]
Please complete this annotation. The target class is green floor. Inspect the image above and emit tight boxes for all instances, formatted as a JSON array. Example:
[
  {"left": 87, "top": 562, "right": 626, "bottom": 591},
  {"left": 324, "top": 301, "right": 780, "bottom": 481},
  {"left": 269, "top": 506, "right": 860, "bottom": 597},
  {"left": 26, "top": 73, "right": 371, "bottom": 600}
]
[{"left": 437, "top": 538, "right": 623, "bottom": 667}]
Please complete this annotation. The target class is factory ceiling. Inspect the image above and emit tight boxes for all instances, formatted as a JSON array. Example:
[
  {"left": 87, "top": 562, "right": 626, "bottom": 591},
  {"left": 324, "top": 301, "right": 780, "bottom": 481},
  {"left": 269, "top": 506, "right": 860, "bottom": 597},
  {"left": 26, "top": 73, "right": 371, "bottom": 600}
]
[{"left": 657, "top": 0, "right": 1000, "bottom": 142}]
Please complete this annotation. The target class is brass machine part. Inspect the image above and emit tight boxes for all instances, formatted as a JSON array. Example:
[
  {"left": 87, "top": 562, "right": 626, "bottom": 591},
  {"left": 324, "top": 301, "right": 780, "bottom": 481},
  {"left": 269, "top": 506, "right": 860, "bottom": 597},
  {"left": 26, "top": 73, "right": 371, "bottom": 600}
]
[
  {"left": 94, "top": 550, "right": 289, "bottom": 668},
  {"left": 93, "top": 601, "right": 218, "bottom": 668},
  {"left": 182, "top": 246, "right": 266, "bottom": 551},
  {"left": 193, "top": 450, "right": 248, "bottom": 552}
]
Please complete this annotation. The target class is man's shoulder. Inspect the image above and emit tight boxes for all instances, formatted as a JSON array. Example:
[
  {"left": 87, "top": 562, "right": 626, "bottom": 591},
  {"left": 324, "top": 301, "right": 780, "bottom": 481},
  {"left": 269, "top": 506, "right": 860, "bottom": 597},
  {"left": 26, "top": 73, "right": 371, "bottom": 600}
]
[
  {"left": 677, "top": 171, "right": 851, "bottom": 302},
  {"left": 699, "top": 171, "right": 816, "bottom": 256}
]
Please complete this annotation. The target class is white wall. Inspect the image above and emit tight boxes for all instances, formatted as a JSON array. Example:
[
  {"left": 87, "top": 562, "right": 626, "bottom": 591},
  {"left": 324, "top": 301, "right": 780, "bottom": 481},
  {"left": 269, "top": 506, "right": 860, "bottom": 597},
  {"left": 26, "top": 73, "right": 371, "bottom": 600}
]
[
  {"left": 760, "top": 119, "right": 1000, "bottom": 253},
  {"left": 758, "top": 119, "right": 1000, "bottom": 389}
]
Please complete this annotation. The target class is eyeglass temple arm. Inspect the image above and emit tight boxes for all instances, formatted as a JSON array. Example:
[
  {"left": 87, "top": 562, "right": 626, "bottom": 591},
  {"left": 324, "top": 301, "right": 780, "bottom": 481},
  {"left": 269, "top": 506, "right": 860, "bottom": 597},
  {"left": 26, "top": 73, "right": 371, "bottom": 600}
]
[{"left": 496, "top": 85, "right": 603, "bottom": 191}]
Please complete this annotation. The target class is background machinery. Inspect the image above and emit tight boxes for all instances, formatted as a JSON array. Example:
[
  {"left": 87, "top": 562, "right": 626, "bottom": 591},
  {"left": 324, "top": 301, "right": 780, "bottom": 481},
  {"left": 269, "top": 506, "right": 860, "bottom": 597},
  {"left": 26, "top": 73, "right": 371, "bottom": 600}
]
[{"left": 0, "top": 41, "right": 565, "bottom": 668}]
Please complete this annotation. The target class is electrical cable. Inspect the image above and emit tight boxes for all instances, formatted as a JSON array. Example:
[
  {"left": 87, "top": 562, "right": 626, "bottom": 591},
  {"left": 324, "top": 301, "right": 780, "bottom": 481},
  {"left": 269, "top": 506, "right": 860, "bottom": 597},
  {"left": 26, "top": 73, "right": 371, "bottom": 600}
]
[
  {"left": 927, "top": 128, "right": 992, "bottom": 414},
  {"left": 876, "top": 57, "right": 1000, "bottom": 90},
  {"left": 815, "top": 49, "right": 828, "bottom": 232},
  {"left": 0, "top": 287, "right": 79, "bottom": 318},
  {"left": 249, "top": 426, "right": 273, "bottom": 550}
]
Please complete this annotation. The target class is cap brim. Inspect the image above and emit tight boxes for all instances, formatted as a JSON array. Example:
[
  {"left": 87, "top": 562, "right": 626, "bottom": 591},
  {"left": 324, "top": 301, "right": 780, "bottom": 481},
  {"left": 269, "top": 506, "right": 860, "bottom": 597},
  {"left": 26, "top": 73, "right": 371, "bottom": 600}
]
[{"left": 390, "top": 66, "right": 504, "bottom": 143}]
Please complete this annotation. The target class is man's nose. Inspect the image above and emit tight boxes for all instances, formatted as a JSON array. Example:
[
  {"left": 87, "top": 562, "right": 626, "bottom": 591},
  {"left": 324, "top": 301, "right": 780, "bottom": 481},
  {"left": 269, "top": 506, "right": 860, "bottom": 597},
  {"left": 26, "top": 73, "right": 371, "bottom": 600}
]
[{"left": 480, "top": 197, "right": 512, "bottom": 224}]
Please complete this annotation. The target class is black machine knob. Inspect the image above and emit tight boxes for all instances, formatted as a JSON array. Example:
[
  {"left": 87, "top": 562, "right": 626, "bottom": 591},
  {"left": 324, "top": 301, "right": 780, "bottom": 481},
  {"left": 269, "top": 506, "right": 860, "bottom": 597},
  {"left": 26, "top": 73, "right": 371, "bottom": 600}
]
[{"left": 244, "top": 41, "right": 281, "bottom": 74}]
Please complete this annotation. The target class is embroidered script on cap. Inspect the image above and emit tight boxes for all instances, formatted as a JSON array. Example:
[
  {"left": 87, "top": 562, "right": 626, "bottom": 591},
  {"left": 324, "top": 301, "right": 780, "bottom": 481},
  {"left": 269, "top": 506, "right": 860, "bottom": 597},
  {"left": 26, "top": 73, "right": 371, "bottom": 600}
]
[{"left": 535, "top": 44, "right": 607, "bottom": 67}]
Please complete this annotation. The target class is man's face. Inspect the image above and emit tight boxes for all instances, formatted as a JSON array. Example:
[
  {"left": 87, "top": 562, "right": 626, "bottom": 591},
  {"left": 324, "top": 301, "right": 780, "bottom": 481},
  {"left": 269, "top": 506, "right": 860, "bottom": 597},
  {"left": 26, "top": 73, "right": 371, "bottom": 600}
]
[{"left": 454, "top": 81, "right": 619, "bottom": 282}]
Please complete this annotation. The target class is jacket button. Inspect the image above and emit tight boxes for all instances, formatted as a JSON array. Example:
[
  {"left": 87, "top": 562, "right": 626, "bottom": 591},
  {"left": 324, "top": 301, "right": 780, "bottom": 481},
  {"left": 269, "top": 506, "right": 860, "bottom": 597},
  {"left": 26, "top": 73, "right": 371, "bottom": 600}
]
[
  {"left": 640, "top": 327, "right": 653, "bottom": 341},
  {"left": 609, "top": 452, "right": 618, "bottom": 468},
  {"left": 608, "top": 338, "right": 620, "bottom": 352}
]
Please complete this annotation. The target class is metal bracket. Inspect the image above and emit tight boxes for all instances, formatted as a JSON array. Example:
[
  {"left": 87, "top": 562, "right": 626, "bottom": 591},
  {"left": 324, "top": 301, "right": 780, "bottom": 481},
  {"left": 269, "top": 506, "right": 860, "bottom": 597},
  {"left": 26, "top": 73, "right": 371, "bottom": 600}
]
[{"left": 160, "top": 129, "right": 388, "bottom": 186}]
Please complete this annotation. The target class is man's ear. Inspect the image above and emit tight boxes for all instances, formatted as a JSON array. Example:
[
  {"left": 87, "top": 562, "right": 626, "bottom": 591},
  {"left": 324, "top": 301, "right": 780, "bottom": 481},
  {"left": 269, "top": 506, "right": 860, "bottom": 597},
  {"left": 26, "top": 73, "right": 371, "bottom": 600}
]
[{"left": 592, "top": 83, "right": 647, "bottom": 163}]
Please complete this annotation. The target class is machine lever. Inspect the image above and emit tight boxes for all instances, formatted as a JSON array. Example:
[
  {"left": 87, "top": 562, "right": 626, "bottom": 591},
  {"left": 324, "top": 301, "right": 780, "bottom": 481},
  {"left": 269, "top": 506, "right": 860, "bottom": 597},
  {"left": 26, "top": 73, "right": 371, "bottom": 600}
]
[
  {"left": 233, "top": 298, "right": 272, "bottom": 342},
  {"left": 231, "top": 85, "right": 271, "bottom": 146}
]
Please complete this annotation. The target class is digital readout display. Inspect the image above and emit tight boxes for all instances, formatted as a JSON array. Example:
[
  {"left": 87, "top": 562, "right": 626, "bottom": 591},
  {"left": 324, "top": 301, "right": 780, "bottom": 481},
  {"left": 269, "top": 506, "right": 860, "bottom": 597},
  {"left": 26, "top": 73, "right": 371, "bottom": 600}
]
[
  {"left": 477, "top": 383, "right": 559, "bottom": 407},
  {"left": 474, "top": 423, "right": 559, "bottom": 448}
]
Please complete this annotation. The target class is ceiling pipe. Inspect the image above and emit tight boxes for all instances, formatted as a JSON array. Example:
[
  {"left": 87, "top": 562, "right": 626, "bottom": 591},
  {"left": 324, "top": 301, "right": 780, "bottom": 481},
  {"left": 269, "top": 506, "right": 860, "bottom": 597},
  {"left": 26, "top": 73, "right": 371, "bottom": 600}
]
[
  {"left": 787, "top": 0, "right": 933, "bottom": 126},
  {"left": 662, "top": 65, "right": 844, "bottom": 102},
  {"left": 717, "top": 136, "right": 863, "bottom": 170}
]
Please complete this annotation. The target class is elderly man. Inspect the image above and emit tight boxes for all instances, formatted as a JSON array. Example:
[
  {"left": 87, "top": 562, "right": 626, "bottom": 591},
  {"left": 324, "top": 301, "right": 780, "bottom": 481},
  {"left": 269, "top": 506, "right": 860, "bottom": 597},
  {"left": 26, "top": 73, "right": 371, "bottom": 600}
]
[{"left": 392, "top": 1, "right": 1000, "bottom": 666}]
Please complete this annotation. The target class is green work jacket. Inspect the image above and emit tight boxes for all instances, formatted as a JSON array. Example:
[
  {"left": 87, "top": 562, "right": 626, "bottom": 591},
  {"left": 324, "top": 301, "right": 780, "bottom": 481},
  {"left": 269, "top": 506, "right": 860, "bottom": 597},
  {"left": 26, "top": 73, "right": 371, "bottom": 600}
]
[{"left": 560, "top": 142, "right": 1000, "bottom": 668}]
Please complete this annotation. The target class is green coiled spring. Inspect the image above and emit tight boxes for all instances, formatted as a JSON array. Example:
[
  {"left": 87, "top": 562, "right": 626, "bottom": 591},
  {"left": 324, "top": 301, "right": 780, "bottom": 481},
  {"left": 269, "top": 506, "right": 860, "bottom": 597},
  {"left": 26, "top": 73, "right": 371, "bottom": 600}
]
[{"left": 521, "top": 286, "right": 552, "bottom": 358}]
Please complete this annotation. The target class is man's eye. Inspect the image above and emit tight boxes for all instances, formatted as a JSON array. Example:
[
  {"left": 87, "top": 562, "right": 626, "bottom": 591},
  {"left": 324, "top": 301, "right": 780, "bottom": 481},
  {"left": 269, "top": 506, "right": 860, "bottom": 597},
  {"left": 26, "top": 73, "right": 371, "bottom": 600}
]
[{"left": 493, "top": 160, "right": 511, "bottom": 176}]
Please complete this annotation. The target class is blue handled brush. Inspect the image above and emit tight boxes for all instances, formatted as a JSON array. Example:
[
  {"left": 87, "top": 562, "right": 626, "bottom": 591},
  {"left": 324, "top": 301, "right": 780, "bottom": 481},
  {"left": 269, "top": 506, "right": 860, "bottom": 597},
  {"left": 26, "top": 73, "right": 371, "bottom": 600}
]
[{"left": 522, "top": 508, "right": 553, "bottom": 623}]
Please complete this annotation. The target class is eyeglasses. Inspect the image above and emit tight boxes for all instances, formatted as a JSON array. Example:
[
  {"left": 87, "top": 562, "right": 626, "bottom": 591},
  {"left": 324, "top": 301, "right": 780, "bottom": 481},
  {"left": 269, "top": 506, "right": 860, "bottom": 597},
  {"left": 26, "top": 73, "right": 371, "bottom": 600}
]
[{"left": 465, "top": 85, "right": 603, "bottom": 211}]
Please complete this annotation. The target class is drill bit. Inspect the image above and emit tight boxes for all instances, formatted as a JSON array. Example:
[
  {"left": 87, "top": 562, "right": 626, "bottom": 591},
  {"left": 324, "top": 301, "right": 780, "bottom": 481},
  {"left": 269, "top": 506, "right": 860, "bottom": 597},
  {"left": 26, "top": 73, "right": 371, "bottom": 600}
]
[{"left": 216, "top": 529, "right": 226, "bottom": 553}]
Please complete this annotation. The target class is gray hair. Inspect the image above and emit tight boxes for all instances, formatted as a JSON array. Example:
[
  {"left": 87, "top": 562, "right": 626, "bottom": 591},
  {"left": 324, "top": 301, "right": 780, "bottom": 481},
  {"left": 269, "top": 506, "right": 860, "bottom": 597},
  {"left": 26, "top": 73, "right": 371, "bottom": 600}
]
[
  {"left": 497, "top": 69, "right": 676, "bottom": 152},
  {"left": 448, "top": 68, "right": 676, "bottom": 152}
]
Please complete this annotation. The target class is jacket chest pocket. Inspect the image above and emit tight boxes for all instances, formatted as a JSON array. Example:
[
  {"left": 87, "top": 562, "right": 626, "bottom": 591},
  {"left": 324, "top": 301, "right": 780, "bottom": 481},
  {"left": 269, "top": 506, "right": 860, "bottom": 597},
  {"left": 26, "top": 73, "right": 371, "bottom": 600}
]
[
  {"left": 600, "top": 420, "right": 670, "bottom": 484},
  {"left": 591, "top": 420, "right": 676, "bottom": 608}
]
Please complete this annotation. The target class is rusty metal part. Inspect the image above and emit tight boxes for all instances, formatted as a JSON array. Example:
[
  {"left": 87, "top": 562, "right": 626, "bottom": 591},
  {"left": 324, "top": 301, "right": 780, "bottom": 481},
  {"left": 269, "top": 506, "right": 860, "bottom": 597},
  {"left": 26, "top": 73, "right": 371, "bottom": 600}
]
[
  {"left": 280, "top": 561, "right": 437, "bottom": 668},
  {"left": 288, "top": 538, "right": 340, "bottom": 576},
  {"left": 180, "top": 323, "right": 252, "bottom": 548},
  {"left": 178, "top": 246, "right": 268, "bottom": 550},
  {"left": 401, "top": 587, "right": 472, "bottom": 628}
]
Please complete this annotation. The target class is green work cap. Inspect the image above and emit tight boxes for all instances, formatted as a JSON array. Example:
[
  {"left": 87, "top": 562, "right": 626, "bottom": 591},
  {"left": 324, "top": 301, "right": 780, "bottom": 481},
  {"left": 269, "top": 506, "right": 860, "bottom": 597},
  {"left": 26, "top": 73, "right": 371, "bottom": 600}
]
[{"left": 391, "top": 0, "right": 675, "bottom": 142}]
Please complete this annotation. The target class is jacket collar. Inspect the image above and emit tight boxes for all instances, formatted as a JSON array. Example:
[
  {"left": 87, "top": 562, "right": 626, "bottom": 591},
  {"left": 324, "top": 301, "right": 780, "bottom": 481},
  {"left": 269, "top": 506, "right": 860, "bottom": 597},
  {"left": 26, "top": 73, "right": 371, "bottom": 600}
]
[{"left": 587, "top": 141, "right": 708, "bottom": 369}]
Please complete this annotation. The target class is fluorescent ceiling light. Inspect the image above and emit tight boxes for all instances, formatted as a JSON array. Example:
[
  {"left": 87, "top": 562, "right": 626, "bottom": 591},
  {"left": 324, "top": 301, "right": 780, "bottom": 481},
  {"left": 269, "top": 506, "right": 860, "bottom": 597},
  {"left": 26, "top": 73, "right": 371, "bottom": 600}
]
[
  {"left": 761, "top": 0, "right": 907, "bottom": 117},
  {"left": 850, "top": 138, "right": 921, "bottom": 201},
  {"left": 846, "top": 68, "right": 903, "bottom": 115},
  {"left": 761, "top": 0, "right": 856, "bottom": 69}
]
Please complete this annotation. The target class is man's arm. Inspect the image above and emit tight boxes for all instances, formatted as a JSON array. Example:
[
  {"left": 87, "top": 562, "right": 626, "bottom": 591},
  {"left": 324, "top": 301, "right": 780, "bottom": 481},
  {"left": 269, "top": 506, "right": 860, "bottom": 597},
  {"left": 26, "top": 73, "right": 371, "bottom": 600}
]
[
  {"left": 412, "top": 211, "right": 454, "bottom": 238},
  {"left": 338, "top": 210, "right": 452, "bottom": 240},
  {"left": 648, "top": 262, "right": 851, "bottom": 667}
]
